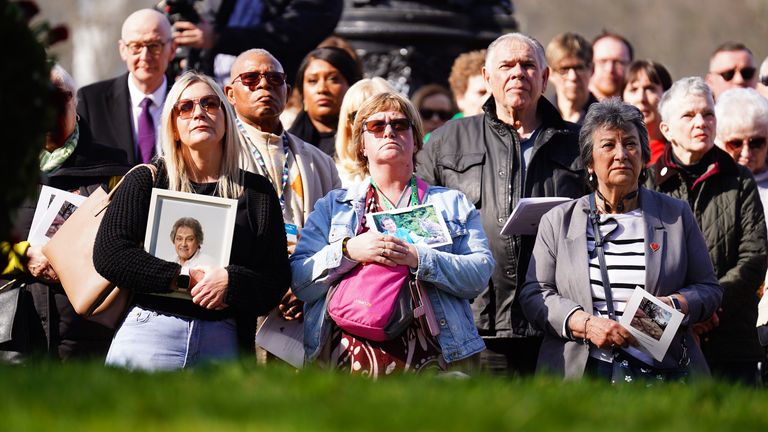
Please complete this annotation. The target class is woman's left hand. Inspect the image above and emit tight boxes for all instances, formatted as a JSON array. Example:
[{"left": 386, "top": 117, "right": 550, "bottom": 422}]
[
  {"left": 388, "top": 242, "right": 419, "bottom": 269},
  {"left": 189, "top": 266, "right": 229, "bottom": 310}
]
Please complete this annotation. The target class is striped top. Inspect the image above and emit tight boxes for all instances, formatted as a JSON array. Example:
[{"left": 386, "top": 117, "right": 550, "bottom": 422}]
[{"left": 586, "top": 209, "right": 647, "bottom": 363}]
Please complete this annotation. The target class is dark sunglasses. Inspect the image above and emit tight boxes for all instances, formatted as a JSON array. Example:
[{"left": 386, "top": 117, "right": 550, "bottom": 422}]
[
  {"left": 761, "top": 76, "right": 768, "bottom": 87},
  {"left": 717, "top": 67, "right": 757, "bottom": 82},
  {"left": 419, "top": 108, "right": 453, "bottom": 121},
  {"left": 363, "top": 118, "right": 412, "bottom": 134},
  {"left": 232, "top": 71, "right": 286, "bottom": 88},
  {"left": 174, "top": 95, "right": 222, "bottom": 119},
  {"left": 724, "top": 136, "right": 767, "bottom": 151}
]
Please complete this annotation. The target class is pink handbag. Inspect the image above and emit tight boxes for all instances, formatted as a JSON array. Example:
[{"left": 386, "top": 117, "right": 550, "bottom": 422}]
[{"left": 326, "top": 177, "right": 440, "bottom": 342}]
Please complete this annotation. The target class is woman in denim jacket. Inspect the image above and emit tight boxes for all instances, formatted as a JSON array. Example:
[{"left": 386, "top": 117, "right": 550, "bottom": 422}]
[{"left": 291, "top": 92, "right": 494, "bottom": 376}]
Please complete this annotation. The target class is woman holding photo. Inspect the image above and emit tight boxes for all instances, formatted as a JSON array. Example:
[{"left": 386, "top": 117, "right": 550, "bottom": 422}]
[
  {"left": 94, "top": 71, "right": 289, "bottom": 371},
  {"left": 291, "top": 92, "right": 494, "bottom": 376},
  {"left": 518, "top": 99, "right": 721, "bottom": 381}
]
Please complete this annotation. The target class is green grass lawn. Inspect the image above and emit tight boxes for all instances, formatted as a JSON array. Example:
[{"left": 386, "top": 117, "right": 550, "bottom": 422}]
[{"left": 1, "top": 360, "right": 765, "bottom": 431}]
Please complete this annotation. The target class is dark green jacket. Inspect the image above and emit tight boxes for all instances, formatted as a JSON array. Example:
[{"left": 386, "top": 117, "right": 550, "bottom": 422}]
[{"left": 646, "top": 145, "right": 767, "bottom": 363}]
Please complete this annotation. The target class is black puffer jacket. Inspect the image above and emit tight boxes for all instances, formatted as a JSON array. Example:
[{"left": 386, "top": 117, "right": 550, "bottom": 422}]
[
  {"left": 646, "top": 145, "right": 767, "bottom": 363},
  {"left": 417, "top": 96, "right": 587, "bottom": 338}
]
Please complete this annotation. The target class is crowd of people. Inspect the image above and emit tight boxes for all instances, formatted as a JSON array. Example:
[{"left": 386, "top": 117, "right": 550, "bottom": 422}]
[{"left": 4, "top": 5, "right": 768, "bottom": 387}]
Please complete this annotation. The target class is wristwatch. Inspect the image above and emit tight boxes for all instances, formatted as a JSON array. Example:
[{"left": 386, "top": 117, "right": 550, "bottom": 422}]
[
  {"left": 669, "top": 295, "right": 683, "bottom": 312},
  {"left": 177, "top": 267, "right": 190, "bottom": 290}
]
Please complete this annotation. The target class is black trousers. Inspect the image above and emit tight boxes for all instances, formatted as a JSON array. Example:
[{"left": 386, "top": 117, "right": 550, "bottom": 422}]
[{"left": 479, "top": 336, "right": 542, "bottom": 377}]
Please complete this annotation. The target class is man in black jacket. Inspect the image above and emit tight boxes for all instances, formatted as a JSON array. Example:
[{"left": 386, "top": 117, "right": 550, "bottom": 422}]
[{"left": 416, "top": 32, "right": 587, "bottom": 376}]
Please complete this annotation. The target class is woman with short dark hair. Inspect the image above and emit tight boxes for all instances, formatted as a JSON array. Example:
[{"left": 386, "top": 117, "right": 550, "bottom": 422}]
[{"left": 520, "top": 98, "right": 722, "bottom": 380}]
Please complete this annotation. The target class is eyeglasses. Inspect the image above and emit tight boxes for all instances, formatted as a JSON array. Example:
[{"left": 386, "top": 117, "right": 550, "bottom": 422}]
[
  {"left": 419, "top": 109, "right": 453, "bottom": 121},
  {"left": 174, "top": 95, "right": 222, "bottom": 119},
  {"left": 123, "top": 40, "right": 169, "bottom": 56},
  {"left": 760, "top": 76, "right": 768, "bottom": 87},
  {"left": 554, "top": 63, "right": 590, "bottom": 76},
  {"left": 232, "top": 71, "right": 286, "bottom": 88},
  {"left": 716, "top": 67, "right": 757, "bottom": 82},
  {"left": 724, "top": 136, "right": 767, "bottom": 151},
  {"left": 363, "top": 118, "right": 412, "bottom": 134}
]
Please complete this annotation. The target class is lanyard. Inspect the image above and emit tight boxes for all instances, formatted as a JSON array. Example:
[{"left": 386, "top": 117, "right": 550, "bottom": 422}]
[
  {"left": 370, "top": 175, "right": 419, "bottom": 210},
  {"left": 237, "top": 119, "right": 290, "bottom": 212}
]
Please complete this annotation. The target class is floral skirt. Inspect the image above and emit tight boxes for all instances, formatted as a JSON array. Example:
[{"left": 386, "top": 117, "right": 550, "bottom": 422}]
[{"left": 330, "top": 321, "right": 445, "bottom": 378}]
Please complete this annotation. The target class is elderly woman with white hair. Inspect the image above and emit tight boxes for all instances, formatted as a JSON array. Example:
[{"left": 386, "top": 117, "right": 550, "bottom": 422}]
[
  {"left": 94, "top": 71, "right": 290, "bottom": 371},
  {"left": 646, "top": 76, "right": 767, "bottom": 385}
]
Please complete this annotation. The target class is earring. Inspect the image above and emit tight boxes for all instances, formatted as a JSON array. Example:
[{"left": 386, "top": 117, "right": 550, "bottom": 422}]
[{"left": 588, "top": 173, "right": 594, "bottom": 183}]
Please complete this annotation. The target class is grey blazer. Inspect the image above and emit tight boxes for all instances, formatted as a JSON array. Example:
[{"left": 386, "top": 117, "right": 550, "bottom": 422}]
[{"left": 519, "top": 187, "right": 722, "bottom": 379}]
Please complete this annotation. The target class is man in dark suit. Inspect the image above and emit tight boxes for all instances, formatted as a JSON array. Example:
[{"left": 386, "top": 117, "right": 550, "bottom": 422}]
[{"left": 77, "top": 9, "right": 176, "bottom": 166}]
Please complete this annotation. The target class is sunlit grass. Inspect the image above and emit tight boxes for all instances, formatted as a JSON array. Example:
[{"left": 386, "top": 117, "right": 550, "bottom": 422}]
[{"left": 1, "top": 360, "right": 765, "bottom": 431}]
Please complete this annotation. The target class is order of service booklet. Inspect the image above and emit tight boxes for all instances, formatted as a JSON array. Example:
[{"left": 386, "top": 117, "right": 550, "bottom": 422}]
[
  {"left": 619, "top": 287, "right": 684, "bottom": 362},
  {"left": 500, "top": 197, "right": 572, "bottom": 236}
]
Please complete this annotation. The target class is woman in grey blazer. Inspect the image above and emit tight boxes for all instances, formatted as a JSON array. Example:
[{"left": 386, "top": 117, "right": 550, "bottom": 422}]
[{"left": 519, "top": 99, "right": 722, "bottom": 380}]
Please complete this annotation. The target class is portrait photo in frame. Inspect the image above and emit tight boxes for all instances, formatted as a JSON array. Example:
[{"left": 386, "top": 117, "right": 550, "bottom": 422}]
[
  {"left": 143, "top": 188, "right": 238, "bottom": 299},
  {"left": 365, "top": 203, "right": 452, "bottom": 249}
]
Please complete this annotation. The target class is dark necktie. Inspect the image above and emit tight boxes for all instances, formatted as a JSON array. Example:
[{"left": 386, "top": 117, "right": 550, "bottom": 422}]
[{"left": 138, "top": 97, "right": 156, "bottom": 163}]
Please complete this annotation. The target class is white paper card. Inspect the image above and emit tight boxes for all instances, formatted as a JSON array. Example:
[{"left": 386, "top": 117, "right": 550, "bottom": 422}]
[
  {"left": 255, "top": 309, "right": 305, "bottom": 368},
  {"left": 27, "top": 187, "right": 87, "bottom": 246},
  {"left": 500, "top": 197, "right": 572, "bottom": 236},
  {"left": 619, "top": 287, "right": 684, "bottom": 362}
]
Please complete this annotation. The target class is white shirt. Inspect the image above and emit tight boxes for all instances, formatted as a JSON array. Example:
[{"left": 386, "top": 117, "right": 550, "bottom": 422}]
[{"left": 127, "top": 74, "right": 167, "bottom": 157}]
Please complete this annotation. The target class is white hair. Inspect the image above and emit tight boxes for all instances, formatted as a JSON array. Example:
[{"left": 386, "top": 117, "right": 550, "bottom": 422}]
[
  {"left": 715, "top": 87, "right": 768, "bottom": 138},
  {"left": 658, "top": 76, "right": 714, "bottom": 123},
  {"left": 50, "top": 64, "right": 77, "bottom": 107},
  {"left": 486, "top": 33, "right": 548, "bottom": 70}
]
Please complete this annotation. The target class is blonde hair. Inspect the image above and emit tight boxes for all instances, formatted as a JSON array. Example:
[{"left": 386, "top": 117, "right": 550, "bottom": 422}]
[
  {"left": 335, "top": 77, "right": 396, "bottom": 180},
  {"left": 349, "top": 92, "right": 425, "bottom": 177},
  {"left": 159, "top": 71, "right": 243, "bottom": 199}
]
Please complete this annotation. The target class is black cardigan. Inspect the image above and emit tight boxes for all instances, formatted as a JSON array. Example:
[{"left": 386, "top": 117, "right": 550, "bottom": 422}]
[{"left": 93, "top": 162, "right": 290, "bottom": 350}]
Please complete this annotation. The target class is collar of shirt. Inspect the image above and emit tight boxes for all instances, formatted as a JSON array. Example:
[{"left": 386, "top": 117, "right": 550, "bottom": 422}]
[{"left": 127, "top": 74, "right": 167, "bottom": 155}]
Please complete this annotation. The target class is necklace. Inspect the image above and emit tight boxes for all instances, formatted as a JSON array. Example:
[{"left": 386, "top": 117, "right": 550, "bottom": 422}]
[{"left": 595, "top": 188, "right": 638, "bottom": 213}]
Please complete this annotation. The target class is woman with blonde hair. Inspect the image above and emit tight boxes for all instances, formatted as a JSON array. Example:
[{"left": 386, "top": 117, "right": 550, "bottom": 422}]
[
  {"left": 94, "top": 71, "right": 290, "bottom": 371},
  {"left": 292, "top": 92, "right": 493, "bottom": 376},
  {"left": 334, "top": 77, "right": 396, "bottom": 186}
]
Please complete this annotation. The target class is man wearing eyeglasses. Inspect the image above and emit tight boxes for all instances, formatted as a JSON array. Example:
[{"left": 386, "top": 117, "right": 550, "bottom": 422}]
[
  {"left": 546, "top": 32, "right": 597, "bottom": 124},
  {"left": 417, "top": 33, "right": 587, "bottom": 376},
  {"left": 225, "top": 49, "right": 340, "bottom": 321},
  {"left": 77, "top": 9, "right": 176, "bottom": 166},
  {"left": 705, "top": 42, "right": 758, "bottom": 100},
  {"left": 588, "top": 31, "right": 633, "bottom": 101}
]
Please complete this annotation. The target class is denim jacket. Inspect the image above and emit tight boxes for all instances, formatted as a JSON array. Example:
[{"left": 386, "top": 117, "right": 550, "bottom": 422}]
[{"left": 291, "top": 178, "right": 495, "bottom": 363}]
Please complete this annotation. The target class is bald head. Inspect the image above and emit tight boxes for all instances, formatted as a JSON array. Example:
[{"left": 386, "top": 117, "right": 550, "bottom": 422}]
[
  {"left": 119, "top": 9, "right": 175, "bottom": 94},
  {"left": 121, "top": 9, "right": 172, "bottom": 41}
]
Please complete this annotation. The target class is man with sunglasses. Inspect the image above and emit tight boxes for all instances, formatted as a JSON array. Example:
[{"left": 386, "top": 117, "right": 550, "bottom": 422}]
[
  {"left": 417, "top": 33, "right": 587, "bottom": 377},
  {"left": 77, "top": 9, "right": 176, "bottom": 166},
  {"left": 705, "top": 42, "right": 758, "bottom": 100},
  {"left": 225, "top": 49, "right": 340, "bottom": 322}
]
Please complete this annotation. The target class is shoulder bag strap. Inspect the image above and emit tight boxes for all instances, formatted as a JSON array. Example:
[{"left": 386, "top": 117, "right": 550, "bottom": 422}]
[{"left": 589, "top": 193, "right": 617, "bottom": 321}]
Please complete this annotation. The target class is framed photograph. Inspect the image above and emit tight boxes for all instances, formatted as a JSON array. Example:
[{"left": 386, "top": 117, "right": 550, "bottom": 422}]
[
  {"left": 365, "top": 203, "right": 452, "bottom": 249},
  {"left": 27, "top": 186, "right": 87, "bottom": 246},
  {"left": 143, "top": 188, "right": 238, "bottom": 299},
  {"left": 619, "top": 287, "right": 684, "bottom": 362}
]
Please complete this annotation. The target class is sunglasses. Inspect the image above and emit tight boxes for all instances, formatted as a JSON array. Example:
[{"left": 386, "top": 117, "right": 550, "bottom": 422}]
[
  {"left": 363, "top": 118, "right": 412, "bottom": 134},
  {"left": 232, "top": 71, "right": 286, "bottom": 88},
  {"left": 761, "top": 76, "right": 768, "bottom": 87},
  {"left": 174, "top": 95, "right": 222, "bottom": 119},
  {"left": 724, "top": 136, "right": 767, "bottom": 151},
  {"left": 123, "top": 40, "right": 169, "bottom": 56},
  {"left": 717, "top": 67, "right": 756, "bottom": 82},
  {"left": 419, "top": 108, "right": 453, "bottom": 121}
]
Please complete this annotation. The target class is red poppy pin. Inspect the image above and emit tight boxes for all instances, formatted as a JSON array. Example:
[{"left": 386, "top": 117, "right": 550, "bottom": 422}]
[{"left": 650, "top": 242, "right": 660, "bottom": 252}]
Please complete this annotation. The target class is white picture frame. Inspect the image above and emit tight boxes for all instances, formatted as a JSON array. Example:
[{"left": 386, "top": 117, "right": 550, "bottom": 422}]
[
  {"left": 365, "top": 203, "right": 452, "bottom": 249},
  {"left": 27, "top": 186, "right": 87, "bottom": 246},
  {"left": 143, "top": 188, "right": 238, "bottom": 299}
]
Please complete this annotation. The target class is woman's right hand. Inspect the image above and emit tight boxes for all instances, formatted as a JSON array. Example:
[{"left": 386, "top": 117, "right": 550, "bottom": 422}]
[
  {"left": 569, "top": 310, "right": 638, "bottom": 349},
  {"left": 25, "top": 245, "right": 59, "bottom": 283},
  {"left": 344, "top": 232, "right": 410, "bottom": 267}
]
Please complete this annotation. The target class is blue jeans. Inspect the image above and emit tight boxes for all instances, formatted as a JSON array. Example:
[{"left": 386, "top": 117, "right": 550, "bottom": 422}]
[{"left": 105, "top": 306, "right": 238, "bottom": 371}]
